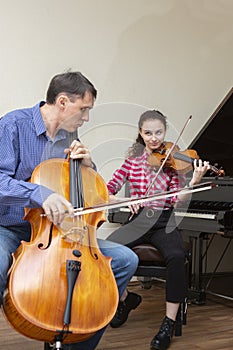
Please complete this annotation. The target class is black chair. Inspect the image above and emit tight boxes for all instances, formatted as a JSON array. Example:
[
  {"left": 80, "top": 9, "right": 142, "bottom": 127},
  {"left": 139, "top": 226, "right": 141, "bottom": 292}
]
[{"left": 131, "top": 241, "right": 191, "bottom": 336}]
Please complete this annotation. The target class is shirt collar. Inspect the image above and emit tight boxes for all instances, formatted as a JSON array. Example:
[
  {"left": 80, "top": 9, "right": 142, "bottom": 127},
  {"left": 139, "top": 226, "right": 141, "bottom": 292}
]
[
  {"left": 142, "top": 148, "right": 151, "bottom": 159},
  {"left": 32, "top": 101, "right": 68, "bottom": 141},
  {"left": 32, "top": 101, "right": 46, "bottom": 136}
]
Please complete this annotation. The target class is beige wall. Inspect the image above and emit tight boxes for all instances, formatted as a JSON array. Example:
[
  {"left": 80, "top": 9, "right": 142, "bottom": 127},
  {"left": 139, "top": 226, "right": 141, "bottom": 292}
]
[
  {"left": 1, "top": 0, "right": 232, "bottom": 141},
  {"left": 1, "top": 0, "right": 232, "bottom": 271}
]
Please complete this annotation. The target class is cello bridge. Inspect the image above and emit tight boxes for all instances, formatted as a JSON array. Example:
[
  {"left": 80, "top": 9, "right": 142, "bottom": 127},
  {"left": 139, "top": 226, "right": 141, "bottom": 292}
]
[{"left": 61, "top": 226, "right": 87, "bottom": 242}]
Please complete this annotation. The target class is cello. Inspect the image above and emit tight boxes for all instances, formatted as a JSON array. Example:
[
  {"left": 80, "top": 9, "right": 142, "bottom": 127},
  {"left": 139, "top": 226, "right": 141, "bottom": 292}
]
[{"left": 2, "top": 135, "right": 119, "bottom": 344}]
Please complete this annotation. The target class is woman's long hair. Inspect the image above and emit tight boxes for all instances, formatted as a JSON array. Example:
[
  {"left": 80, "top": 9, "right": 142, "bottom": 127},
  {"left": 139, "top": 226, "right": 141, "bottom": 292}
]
[{"left": 127, "top": 110, "right": 167, "bottom": 158}]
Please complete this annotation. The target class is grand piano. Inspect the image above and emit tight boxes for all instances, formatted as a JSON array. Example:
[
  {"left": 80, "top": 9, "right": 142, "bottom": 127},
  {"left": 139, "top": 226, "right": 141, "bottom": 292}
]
[
  {"left": 177, "top": 87, "right": 233, "bottom": 235},
  {"left": 108, "top": 87, "right": 233, "bottom": 303}
]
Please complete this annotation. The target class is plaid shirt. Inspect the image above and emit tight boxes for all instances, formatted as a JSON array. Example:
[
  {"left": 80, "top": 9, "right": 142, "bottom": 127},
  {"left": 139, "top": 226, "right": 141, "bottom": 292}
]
[{"left": 107, "top": 149, "right": 187, "bottom": 210}]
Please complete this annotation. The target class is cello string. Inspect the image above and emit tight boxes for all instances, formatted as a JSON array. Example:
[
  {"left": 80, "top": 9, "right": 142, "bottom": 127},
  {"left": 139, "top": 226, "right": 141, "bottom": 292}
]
[{"left": 68, "top": 129, "right": 84, "bottom": 208}]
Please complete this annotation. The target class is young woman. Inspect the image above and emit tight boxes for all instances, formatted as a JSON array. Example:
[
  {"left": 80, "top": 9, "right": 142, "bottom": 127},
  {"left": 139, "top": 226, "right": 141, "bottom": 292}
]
[{"left": 107, "top": 110, "right": 209, "bottom": 350}]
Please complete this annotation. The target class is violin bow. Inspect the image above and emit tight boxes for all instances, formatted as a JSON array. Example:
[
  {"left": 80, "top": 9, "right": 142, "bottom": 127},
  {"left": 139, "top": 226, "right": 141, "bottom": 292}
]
[
  {"left": 145, "top": 115, "right": 192, "bottom": 196},
  {"left": 72, "top": 181, "right": 214, "bottom": 216}
]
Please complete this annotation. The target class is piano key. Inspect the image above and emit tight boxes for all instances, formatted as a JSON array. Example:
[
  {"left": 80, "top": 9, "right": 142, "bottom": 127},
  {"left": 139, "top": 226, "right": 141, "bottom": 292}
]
[{"left": 174, "top": 211, "right": 217, "bottom": 220}]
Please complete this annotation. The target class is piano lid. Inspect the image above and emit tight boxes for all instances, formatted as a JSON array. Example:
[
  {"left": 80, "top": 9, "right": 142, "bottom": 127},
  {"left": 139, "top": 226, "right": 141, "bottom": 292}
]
[{"left": 189, "top": 87, "right": 233, "bottom": 177}]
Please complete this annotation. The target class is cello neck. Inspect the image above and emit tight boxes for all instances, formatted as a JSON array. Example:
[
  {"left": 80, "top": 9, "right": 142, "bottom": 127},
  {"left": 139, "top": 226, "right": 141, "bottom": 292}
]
[
  {"left": 70, "top": 158, "right": 84, "bottom": 208},
  {"left": 68, "top": 130, "right": 84, "bottom": 208}
]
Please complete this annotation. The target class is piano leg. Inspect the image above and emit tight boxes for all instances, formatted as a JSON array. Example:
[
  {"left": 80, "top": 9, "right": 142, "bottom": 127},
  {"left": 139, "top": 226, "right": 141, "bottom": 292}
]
[
  {"left": 185, "top": 230, "right": 233, "bottom": 304},
  {"left": 183, "top": 230, "right": 207, "bottom": 304}
]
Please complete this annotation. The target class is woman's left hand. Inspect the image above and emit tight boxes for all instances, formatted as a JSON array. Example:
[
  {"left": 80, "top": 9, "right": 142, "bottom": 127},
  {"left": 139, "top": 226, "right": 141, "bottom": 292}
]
[{"left": 189, "top": 159, "right": 210, "bottom": 186}]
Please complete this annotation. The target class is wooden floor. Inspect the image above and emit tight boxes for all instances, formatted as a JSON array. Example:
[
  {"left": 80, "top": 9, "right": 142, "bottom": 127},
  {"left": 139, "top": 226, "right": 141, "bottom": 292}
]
[{"left": 0, "top": 281, "right": 233, "bottom": 350}]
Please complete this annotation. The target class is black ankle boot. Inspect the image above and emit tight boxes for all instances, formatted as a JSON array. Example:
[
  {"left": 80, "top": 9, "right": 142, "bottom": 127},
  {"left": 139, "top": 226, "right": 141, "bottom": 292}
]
[
  {"left": 110, "top": 292, "right": 142, "bottom": 328},
  {"left": 150, "top": 316, "right": 175, "bottom": 350}
]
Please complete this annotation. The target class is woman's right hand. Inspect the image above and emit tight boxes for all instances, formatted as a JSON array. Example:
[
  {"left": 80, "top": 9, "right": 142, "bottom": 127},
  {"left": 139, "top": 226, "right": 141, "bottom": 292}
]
[
  {"left": 128, "top": 203, "right": 141, "bottom": 214},
  {"left": 108, "top": 194, "right": 141, "bottom": 214}
]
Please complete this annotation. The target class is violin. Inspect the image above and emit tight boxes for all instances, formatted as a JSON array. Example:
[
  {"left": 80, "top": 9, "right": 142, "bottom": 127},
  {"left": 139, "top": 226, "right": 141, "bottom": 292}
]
[{"left": 147, "top": 141, "right": 225, "bottom": 177}]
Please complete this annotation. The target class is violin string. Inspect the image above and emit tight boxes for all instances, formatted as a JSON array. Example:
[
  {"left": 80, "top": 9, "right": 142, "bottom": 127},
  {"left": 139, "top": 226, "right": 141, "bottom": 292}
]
[{"left": 145, "top": 115, "right": 192, "bottom": 196}]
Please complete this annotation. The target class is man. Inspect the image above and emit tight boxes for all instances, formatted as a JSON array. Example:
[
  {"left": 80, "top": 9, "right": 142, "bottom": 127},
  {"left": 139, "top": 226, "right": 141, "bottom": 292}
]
[{"left": 0, "top": 71, "right": 139, "bottom": 349}]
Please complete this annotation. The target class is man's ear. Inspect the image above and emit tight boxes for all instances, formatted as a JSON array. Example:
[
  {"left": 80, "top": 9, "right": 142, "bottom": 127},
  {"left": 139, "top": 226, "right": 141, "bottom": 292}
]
[{"left": 57, "top": 94, "right": 69, "bottom": 110}]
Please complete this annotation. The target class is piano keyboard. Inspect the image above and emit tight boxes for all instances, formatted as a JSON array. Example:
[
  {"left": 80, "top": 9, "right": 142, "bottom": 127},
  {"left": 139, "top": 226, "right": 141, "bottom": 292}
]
[{"left": 116, "top": 207, "right": 217, "bottom": 220}]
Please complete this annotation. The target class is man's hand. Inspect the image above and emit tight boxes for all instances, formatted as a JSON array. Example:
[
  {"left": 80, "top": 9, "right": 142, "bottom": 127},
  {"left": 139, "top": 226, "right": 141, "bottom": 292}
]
[
  {"left": 42, "top": 193, "right": 74, "bottom": 226},
  {"left": 64, "top": 140, "right": 93, "bottom": 168}
]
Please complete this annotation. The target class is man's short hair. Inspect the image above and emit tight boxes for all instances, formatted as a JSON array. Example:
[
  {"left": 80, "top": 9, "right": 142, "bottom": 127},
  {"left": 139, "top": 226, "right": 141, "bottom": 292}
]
[{"left": 46, "top": 71, "right": 97, "bottom": 104}]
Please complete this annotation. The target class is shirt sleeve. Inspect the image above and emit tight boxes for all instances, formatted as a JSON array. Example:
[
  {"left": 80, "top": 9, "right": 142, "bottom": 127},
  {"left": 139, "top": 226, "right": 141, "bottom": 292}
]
[
  {"left": 107, "top": 159, "right": 130, "bottom": 195},
  {"left": 0, "top": 119, "right": 53, "bottom": 208},
  {"left": 169, "top": 171, "right": 187, "bottom": 205}
]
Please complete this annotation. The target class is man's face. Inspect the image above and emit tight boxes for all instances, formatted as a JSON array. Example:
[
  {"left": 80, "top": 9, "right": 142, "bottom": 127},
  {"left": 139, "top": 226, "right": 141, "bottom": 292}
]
[{"left": 59, "top": 91, "right": 94, "bottom": 132}]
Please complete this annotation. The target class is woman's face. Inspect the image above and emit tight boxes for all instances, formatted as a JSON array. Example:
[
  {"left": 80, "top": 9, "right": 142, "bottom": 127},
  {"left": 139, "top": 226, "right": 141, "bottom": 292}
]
[{"left": 139, "top": 118, "right": 166, "bottom": 152}]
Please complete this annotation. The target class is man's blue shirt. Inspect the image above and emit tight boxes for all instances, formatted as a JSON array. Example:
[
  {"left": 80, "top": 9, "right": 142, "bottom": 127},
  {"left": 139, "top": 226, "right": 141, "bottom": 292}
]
[{"left": 0, "top": 102, "right": 70, "bottom": 227}]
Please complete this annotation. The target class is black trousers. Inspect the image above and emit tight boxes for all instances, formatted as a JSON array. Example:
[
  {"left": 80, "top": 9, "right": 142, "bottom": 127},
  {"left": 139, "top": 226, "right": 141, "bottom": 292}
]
[{"left": 110, "top": 209, "right": 186, "bottom": 303}]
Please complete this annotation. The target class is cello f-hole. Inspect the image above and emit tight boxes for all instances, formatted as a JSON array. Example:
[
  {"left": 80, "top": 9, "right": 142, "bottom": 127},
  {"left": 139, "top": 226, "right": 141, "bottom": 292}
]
[{"left": 38, "top": 223, "right": 53, "bottom": 250}]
